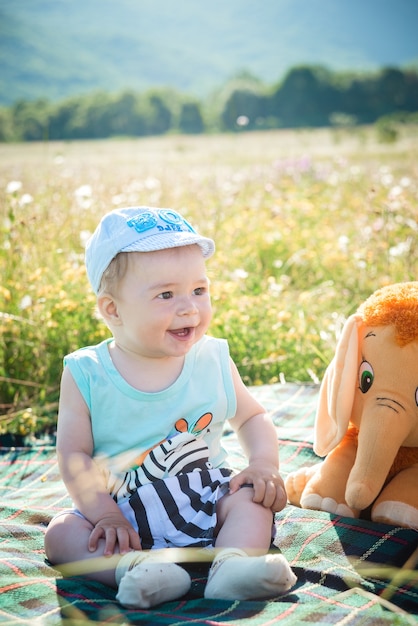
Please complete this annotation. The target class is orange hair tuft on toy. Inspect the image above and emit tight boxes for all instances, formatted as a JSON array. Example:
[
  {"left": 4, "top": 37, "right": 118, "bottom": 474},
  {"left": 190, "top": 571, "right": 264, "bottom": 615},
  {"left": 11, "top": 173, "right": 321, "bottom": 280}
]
[{"left": 357, "top": 281, "right": 418, "bottom": 346}]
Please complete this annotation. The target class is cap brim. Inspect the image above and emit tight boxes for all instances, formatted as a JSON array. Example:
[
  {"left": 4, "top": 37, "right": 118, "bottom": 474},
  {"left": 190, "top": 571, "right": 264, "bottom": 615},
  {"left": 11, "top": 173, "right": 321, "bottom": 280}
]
[{"left": 122, "top": 232, "right": 215, "bottom": 258}]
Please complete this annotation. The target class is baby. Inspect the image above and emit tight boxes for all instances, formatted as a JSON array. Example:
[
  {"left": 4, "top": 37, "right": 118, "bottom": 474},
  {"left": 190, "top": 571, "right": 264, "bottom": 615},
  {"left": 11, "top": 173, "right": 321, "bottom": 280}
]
[{"left": 44, "top": 206, "right": 296, "bottom": 608}]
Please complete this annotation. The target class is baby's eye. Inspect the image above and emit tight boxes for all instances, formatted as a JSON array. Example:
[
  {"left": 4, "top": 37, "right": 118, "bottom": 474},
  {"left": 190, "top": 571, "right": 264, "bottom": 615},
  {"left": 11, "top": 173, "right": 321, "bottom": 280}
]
[
  {"left": 194, "top": 287, "right": 205, "bottom": 296},
  {"left": 158, "top": 291, "right": 173, "bottom": 300}
]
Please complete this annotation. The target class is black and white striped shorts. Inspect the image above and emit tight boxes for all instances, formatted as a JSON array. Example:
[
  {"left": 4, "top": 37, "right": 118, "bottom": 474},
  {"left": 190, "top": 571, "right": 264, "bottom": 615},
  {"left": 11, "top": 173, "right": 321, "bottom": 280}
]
[{"left": 120, "top": 467, "right": 233, "bottom": 549}]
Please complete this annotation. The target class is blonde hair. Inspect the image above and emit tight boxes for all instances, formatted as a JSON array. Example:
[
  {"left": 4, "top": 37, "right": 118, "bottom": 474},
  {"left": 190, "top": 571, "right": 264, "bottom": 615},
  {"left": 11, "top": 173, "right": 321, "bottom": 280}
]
[{"left": 98, "top": 252, "right": 130, "bottom": 296}]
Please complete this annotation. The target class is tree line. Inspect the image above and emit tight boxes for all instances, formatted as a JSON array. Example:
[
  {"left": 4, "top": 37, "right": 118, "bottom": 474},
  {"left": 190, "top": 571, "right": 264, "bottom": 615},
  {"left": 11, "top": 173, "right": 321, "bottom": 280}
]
[{"left": 1, "top": 65, "right": 418, "bottom": 142}]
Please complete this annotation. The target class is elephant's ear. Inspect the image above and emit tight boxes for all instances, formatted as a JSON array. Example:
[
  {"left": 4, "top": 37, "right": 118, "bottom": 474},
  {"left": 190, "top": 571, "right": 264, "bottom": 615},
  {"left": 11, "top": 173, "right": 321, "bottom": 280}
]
[{"left": 314, "top": 315, "right": 361, "bottom": 456}]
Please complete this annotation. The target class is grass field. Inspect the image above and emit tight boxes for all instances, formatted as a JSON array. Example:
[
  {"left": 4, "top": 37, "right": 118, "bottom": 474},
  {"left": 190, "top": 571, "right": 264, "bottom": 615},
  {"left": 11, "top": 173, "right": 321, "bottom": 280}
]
[{"left": 1, "top": 125, "right": 418, "bottom": 436}]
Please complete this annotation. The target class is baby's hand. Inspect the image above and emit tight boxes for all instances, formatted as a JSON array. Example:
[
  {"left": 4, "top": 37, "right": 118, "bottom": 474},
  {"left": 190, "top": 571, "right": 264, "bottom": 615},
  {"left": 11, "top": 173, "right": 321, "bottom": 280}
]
[
  {"left": 89, "top": 513, "right": 142, "bottom": 556},
  {"left": 229, "top": 461, "right": 287, "bottom": 512}
]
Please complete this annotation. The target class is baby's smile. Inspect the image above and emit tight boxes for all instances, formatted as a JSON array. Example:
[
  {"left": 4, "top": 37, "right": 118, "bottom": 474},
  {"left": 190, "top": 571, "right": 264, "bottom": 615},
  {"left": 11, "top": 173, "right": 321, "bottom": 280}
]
[{"left": 169, "top": 327, "right": 193, "bottom": 338}]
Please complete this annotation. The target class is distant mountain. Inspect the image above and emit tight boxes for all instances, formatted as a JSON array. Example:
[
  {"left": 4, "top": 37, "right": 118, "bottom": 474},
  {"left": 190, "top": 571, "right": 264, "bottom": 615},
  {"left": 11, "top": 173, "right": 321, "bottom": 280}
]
[{"left": 1, "top": 0, "right": 418, "bottom": 106}]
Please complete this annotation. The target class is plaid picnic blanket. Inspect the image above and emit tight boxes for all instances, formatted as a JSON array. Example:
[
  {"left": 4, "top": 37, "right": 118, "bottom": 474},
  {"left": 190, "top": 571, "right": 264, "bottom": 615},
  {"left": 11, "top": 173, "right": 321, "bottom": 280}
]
[{"left": 1, "top": 383, "right": 417, "bottom": 625}]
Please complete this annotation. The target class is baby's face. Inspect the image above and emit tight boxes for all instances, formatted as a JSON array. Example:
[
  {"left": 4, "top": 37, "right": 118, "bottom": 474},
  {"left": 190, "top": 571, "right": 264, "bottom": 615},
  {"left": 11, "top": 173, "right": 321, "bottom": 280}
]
[{"left": 110, "top": 244, "right": 212, "bottom": 359}]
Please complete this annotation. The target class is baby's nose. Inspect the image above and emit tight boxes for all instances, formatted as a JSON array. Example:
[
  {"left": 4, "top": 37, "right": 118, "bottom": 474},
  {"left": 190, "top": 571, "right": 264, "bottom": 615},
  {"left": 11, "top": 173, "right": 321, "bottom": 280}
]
[{"left": 177, "top": 296, "right": 198, "bottom": 315}]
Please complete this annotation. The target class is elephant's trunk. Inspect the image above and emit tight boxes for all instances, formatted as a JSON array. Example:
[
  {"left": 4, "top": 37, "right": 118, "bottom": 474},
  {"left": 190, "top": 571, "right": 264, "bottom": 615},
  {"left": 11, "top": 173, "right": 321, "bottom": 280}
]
[{"left": 345, "top": 403, "right": 412, "bottom": 511}]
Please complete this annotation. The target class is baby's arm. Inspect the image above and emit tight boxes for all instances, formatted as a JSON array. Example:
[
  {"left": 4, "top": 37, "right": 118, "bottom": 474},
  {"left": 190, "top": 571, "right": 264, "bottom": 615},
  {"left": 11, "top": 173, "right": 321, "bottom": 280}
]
[
  {"left": 228, "top": 360, "right": 287, "bottom": 512},
  {"left": 56, "top": 366, "right": 141, "bottom": 556}
]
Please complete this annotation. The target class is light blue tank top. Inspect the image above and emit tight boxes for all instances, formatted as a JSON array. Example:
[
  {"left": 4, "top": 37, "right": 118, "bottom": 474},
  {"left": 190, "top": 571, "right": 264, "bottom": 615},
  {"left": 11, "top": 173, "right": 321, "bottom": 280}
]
[{"left": 64, "top": 335, "right": 237, "bottom": 476}]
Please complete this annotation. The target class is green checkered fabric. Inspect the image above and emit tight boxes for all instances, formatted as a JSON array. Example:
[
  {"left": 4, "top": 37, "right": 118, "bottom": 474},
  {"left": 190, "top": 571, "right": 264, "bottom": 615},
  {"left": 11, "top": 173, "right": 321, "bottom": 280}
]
[{"left": 1, "top": 383, "right": 417, "bottom": 624}]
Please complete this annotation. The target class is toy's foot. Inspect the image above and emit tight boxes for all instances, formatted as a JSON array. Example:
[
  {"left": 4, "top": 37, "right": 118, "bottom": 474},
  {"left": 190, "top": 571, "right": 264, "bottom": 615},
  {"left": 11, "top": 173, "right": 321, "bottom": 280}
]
[
  {"left": 372, "top": 501, "right": 418, "bottom": 530},
  {"left": 285, "top": 465, "right": 321, "bottom": 506},
  {"left": 301, "top": 494, "right": 355, "bottom": 517}
]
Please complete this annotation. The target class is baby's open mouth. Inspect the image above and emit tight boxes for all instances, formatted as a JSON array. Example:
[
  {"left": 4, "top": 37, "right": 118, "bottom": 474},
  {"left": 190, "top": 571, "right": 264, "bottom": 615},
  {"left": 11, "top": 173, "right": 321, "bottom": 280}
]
[{"left": 170, "top": 327, "right": 192, "bottom": 337}]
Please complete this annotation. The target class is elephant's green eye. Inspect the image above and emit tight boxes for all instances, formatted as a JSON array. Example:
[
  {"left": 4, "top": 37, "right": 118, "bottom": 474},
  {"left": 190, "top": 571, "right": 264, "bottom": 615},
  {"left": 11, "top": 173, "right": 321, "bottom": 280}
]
[{"left": 359, "top": 360, "right": 374, "bottom": 393}]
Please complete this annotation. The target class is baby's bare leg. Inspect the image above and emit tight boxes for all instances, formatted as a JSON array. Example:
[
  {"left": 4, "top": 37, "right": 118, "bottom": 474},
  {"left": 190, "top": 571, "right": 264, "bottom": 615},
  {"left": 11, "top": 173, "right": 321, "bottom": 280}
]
[
  {"left": 44, "top": 512, "right": 120, "bottom": 586},
  {"left": 215, "top": 486, "right": 273, "bottom": 552},
  {"left": 44, "top": 512, "right": 191, "bottom": 607}
]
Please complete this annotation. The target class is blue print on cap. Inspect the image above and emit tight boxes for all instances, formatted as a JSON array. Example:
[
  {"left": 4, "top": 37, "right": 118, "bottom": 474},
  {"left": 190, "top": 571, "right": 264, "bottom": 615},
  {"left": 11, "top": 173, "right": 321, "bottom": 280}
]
[
  {"left": 126, "top": 209, "right": 196, "bottom": 235},
  {"left": 126, "top": 211, "right": 157, "bottom": 233}
]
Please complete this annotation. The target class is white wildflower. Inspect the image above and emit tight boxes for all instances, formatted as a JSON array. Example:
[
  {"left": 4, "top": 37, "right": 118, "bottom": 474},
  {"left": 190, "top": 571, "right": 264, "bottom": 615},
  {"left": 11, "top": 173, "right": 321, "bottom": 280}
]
[
  {"left": 231, "top": 268, "right": 248, "bottom": 281},
  {"left": 74, "top": 184, "right": 93, "bottom": 209},
  {"left": 144, "top": 177, "right": 161, "bottom": 190},
  {"left": 6, "top": 180, "right": 22, "bottom": 194},
  {"left": 75, "top": 184, "right": 92, "bottom": 198},
  {"left": 19, "top": 193, "right": 33, "bottom": 206},
  {"left": 380, "top": 173, "right": 394, "bottom": 187},
  {"left": 19, "top": 295, "right": 32, "bottom": 310},
  {"left": 338, "top": 235, "right": 349, "bottom": 252},
  {"left": 79, "top": 230, "right": 92, "bottom": 247},
  {"left": 236, "top": 115, "right": 249, "bottom": 127},
  {"left": 389, "top": 240, "right": 411, "bottom": 258},
  {"left": 112, "top": 194, "right": 126, "bottom": 206},
  {"left": 388, "top": 185, "right": 402, "bottom": 199}
]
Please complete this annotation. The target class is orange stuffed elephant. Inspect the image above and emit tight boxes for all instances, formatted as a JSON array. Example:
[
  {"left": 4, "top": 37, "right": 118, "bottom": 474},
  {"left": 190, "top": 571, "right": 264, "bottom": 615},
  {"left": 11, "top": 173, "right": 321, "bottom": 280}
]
[{"left": 285, "top": 282, "right": 418, "bottom": 529}]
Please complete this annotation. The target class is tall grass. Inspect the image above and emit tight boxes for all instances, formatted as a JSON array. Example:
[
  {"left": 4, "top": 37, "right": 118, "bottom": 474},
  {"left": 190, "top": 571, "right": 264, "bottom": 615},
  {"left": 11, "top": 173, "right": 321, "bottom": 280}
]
[{"left": 1, "top": 126, "right": 418, "bottom": 435}]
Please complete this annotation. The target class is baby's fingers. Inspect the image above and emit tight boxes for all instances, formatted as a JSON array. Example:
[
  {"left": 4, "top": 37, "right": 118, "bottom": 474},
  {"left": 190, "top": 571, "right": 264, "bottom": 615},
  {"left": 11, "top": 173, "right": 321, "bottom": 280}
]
[
  {"left": 88, "top": 525, "right": 118, "bottom": 556},
  {"left": 251, "top": 478, "right": 287, "bottom": 511},
  {"left": 88, "top": 524, "right": 105, "bottom": 552},
  {"left": 269, "top": 484, "right": 287, "bottom": 512},
  {"left": 258, "top": 479, "right": 277, "bottom": 508},
  {"left": 115, "top": 527, "right": 132, "bottom": 555},
  {"left": 103, "top": 527, "right": 117, "bottom": 556},
  {"left": 229, "top": 472, "right": 253, "bottom": 494},
  {"left": 129, "top": 528, "right": 142, "bottom": 551}
]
